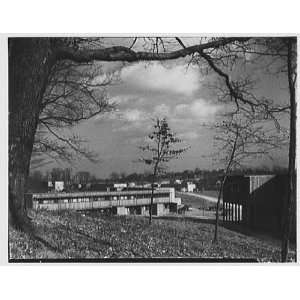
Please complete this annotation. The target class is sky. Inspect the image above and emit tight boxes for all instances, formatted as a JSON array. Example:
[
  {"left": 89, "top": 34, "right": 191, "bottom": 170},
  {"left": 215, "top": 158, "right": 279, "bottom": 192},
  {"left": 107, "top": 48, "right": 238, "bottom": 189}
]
[{"left": 41, "top": 38, "right": 291, "bottom": 178}]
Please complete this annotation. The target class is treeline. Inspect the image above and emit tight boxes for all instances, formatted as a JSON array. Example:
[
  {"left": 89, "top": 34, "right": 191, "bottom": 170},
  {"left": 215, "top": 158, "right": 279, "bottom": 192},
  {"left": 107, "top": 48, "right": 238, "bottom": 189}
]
[
  {"left": 108, "top": 165, "right": 287, "bottom": 181},
  {"left": 28, "top": 165, "right": 288, "bottom": 192}
]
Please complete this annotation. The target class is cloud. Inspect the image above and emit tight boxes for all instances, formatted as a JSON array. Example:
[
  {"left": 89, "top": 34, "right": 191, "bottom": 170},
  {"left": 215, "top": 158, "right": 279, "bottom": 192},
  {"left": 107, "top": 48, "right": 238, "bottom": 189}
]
[
  {"left": 153, "top": 103, "right": 171, "bottom": 117},
  {"left": 110, "top": 95, "right": 132, "bottom": 105},
  {"left": 178, "top": 131, "right": 199, "bottom": 140},
  {"left": 122, "top": 109, "right": 148, "bottom": 122},
  {"left": 120, "top": 62, "right": 202, "bottom": 96},
  {"left": 174, "top": 99, "right": 221, "bottom": 120}
]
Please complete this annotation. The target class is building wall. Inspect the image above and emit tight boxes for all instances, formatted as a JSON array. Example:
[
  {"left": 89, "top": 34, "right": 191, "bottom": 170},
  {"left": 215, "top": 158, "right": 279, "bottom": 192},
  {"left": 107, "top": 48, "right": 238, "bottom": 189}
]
[
  {"left": 29, "top": 188, "right": 180, "bottom": 217},
  {"left": 223, "top": 174, "right": 295, "bottom": 238}
]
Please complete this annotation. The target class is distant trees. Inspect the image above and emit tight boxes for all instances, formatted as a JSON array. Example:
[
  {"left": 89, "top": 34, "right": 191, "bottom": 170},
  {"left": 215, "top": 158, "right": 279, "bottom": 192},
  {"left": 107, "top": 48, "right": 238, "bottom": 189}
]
[
  {"left": 139, "top": 118, "right": 188, "bottom": 224},
  {"left": 73, "top": 171, "right": 92, "bottom": 185},
  {"left": 109, "top": 172, "right": 120, "bottom": 181}
]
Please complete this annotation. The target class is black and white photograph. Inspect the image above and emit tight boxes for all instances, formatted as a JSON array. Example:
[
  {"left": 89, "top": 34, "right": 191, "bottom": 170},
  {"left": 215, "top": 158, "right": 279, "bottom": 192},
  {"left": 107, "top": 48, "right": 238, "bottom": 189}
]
[{"left": 7, "top": 36, "right": 297, "bottom": 263}]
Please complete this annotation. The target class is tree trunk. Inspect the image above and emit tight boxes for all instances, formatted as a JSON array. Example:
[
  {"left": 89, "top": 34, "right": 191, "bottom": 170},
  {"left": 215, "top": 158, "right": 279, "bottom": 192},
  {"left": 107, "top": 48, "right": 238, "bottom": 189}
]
[
  {"left": 149, "top": 167, "right": 159, "bottom": 225},
  {"left": 213, "top": 177, "right": 226, "bottom": 242},
  {"left": 281, "top": 38, "right": 296, "bottom": 262},
  {"left": 213, "top": 128, "right": 238, "bottom": 243},
  {"left": 149, "top": 182, "right": 154, "bottom": 224},
  {"left": 9, "top": 38, "right": 54, "bottom": 229}
]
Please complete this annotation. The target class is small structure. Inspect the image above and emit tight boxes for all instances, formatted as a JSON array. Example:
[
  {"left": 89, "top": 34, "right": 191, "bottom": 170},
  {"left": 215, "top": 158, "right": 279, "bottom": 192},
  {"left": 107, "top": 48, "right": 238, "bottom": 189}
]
[
  {"left": 187, "top": 182, "right": 196, "bottom": 193},
  {"left": 223, "top": 174, "right": 291, "bottom": 235},
  {"left": 178, "top": 181, "right": 196, "bottom": 193},
  {"left": 113, "top": 183, "right": 127, "bottom": 191},
  {"left": 55, "top": 181, "right": 64, "bottom": 192}
]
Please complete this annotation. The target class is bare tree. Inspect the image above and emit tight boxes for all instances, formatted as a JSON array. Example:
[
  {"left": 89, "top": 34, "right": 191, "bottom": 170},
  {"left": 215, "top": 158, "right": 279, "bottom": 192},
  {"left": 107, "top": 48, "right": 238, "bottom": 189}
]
[
  {"left": 35, "top": 59, "right": 117, "bottom": 164},
  {"left": 139, "top": 118, "right": 188, "bottom": 224}
]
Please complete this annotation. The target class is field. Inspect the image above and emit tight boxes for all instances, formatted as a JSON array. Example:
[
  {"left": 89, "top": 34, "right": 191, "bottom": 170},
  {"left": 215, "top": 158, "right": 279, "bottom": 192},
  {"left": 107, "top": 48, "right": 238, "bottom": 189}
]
[{"left": 9, "top": 210, "right": 296, "bottom": 262}]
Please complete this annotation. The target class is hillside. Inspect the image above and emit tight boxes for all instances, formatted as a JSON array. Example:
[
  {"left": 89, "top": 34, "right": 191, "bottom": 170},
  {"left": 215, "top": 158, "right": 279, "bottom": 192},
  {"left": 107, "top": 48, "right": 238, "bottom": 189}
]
[{"left": 9, "top": 210, "right": 296, "bottom": 262}]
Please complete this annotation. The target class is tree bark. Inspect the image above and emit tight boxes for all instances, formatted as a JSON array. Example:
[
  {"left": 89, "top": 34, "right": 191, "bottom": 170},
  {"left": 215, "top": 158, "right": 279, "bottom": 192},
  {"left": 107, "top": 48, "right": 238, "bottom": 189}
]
[
  {"left": 281, "top": 38, "right": 297, "bottom": 262},
  {"left": 9, "top": 38, "right": 54, "bottom": 229}
]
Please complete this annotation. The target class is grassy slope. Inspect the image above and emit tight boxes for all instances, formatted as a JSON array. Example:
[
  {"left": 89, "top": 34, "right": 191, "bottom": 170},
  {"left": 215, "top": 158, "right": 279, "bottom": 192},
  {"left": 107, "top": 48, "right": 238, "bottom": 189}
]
[{"left": 9, "top": 210, "right": 295, "bottom": 261}]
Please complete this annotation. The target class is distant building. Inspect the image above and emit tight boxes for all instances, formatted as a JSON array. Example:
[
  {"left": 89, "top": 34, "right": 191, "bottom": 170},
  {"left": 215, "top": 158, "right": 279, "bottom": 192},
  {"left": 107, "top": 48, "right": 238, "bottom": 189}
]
[
  {"left": 160, "top": 180, "right": 170, "bottom": 185},
  {"left": 177, "top": 181, "right": 196, "bottom": 193},
  {"left": 187, "top": 182, "right": 196, "bottom": 193},
  {"left": 114, "top": 183, "right": 127, "bottom": 191},
  {"left": 55, "top": 181, "right": 64, "bottom": 192}
]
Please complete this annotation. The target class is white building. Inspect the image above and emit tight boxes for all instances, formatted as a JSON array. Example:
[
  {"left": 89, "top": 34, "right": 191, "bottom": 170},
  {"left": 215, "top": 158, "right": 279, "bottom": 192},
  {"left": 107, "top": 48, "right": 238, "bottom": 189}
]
[
  {"left": 187, "top": 182, "right": 196, "bottom": 193},
  {"left": 55, "top": 181, "right": 64, "bottom": 192},
  {"left": 114, "top": 183, "right": 127, "bottom": 191}
]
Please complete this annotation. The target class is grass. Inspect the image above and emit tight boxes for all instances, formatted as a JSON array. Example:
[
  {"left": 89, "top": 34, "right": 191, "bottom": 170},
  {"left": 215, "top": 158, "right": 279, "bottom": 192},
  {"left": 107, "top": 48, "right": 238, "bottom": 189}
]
[{"left": 9, "top": 210, "right": 296, "bottom": 262}]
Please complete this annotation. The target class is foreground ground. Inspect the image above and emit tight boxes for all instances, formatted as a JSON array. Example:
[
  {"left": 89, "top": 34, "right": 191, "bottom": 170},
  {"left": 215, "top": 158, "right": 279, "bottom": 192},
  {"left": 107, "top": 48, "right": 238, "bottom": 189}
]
[{"left": 9, "top": 210, "right": 296, "bottom": 262}]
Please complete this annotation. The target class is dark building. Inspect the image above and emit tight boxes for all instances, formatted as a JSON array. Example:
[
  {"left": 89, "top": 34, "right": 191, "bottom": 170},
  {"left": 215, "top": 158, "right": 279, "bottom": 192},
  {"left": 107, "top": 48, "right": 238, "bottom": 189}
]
[{"left": 223, "top": 174, "right": 295, "bottom": 238}]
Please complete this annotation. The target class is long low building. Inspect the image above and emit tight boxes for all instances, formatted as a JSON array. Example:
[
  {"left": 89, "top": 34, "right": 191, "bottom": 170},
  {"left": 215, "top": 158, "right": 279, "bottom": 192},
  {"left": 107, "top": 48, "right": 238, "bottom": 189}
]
[{"left": 25, "top": 188, "right": 181, "bottom": 216}]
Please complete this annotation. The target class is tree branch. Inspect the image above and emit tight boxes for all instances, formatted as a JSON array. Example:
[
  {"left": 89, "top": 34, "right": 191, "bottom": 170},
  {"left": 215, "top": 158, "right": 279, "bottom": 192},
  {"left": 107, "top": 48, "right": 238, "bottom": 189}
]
[{"left": 54, "top": 38, "right": 250, "bottom": 63}]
